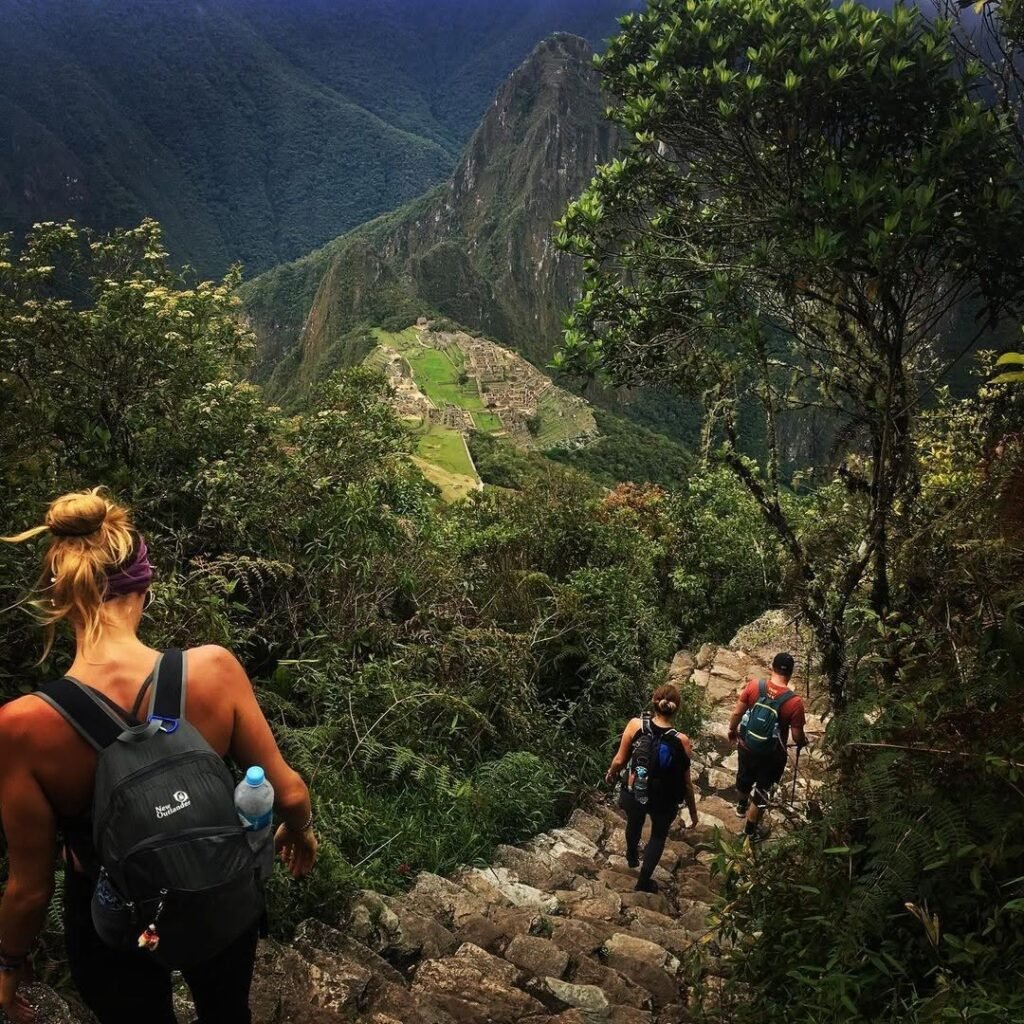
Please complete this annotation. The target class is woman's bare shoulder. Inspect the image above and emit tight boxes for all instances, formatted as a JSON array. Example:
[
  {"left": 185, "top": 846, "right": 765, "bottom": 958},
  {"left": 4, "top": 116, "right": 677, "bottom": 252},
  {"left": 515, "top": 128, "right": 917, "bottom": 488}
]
[
  {"left": 0, "top": 694, "right": 63, "bottom": 752},
  {"left": 186, "top": 644, "right": 245, "bottom": 675}
]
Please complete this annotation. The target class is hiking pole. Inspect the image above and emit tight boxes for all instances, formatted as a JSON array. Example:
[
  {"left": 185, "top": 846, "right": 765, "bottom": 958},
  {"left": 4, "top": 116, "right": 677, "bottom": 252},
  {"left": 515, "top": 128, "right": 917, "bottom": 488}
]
[{"left": 790, "top": 745, "right": 802, "bottom": 804}]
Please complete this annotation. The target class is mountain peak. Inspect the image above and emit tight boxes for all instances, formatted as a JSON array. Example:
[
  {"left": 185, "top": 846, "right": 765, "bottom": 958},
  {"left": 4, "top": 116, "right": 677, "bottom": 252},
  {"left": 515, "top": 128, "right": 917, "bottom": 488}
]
[{"left": 243, "top": 30, "right": 618, "bottom": 387}]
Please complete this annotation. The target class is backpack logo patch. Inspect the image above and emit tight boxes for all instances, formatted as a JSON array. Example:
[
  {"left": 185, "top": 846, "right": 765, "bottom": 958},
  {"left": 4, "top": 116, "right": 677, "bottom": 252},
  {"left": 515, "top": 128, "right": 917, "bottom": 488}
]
[{"left": 156, "top": 790, "right": 191, "bottom": 819}]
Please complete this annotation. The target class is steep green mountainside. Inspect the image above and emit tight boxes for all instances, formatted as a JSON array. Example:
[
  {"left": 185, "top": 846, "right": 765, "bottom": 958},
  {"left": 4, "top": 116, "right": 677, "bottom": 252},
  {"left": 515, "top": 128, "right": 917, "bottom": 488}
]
[
  {"left": 241, "top": 33, "right": 620, "bottom": 384},
  {"left": 0, "top": 0, "right": 632, "bottom": 276}
]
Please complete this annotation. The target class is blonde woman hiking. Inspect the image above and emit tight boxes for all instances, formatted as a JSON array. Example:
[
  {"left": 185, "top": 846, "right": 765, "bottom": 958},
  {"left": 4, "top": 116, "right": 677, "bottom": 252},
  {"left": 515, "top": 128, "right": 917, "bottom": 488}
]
[{"left": 0, "top": 488, "right": 317, "bottom": 1024}]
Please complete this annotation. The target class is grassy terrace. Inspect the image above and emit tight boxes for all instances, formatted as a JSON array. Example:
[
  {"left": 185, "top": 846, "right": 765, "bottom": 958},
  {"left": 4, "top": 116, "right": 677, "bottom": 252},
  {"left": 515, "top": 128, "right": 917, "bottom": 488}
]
[
  {"left": 372, "top": 327, "right": 491, "bottom": 418},
  {"left": 415, "top": 422, "right": 476, "bottom": 478}
]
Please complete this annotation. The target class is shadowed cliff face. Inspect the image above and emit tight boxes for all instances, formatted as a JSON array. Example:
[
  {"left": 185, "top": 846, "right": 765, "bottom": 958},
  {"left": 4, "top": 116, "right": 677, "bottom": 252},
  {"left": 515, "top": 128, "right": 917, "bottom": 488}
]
[{"left": 242, "top": 34, "right": 619, "bottom": 389}]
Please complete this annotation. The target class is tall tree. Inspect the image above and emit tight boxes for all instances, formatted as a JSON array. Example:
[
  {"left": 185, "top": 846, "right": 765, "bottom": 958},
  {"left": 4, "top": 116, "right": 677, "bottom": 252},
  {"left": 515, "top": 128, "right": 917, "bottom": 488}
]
[{"left": 556, "top": 0, "right": 1024, "bottom": 704}]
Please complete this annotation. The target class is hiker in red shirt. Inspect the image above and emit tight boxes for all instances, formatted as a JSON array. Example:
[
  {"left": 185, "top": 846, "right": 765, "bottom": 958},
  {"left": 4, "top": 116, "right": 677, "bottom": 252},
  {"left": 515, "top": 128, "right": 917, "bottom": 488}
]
[{"left": 727, "top": 652, "right": 807, "bottom": 842}]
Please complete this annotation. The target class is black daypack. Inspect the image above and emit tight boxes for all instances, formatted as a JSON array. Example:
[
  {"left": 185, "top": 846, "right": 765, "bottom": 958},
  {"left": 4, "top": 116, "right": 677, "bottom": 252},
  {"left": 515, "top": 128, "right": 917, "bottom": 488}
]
[
  {"left": 36, "top": 649, "right": 262, "bottom": 969},
  {"left": 628, "top": 714, "right": 688, "bottom": 805}
]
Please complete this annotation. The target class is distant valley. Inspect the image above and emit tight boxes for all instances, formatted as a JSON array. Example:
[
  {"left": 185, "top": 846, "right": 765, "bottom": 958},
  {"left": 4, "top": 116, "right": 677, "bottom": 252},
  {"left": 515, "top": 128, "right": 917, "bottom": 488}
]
[{"left": 0, "top": 0, "right": 633, "bottom": 276}]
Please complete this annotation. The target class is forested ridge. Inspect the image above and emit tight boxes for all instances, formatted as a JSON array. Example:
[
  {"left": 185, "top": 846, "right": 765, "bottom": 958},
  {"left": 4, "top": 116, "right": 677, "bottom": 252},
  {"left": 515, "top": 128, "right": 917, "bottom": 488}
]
[
  {"left": 0, "top": 0, "right": 634, "bottom": 276},
  {"left": 1, "top": 0, "right": 1024, "bottom": 1021}
]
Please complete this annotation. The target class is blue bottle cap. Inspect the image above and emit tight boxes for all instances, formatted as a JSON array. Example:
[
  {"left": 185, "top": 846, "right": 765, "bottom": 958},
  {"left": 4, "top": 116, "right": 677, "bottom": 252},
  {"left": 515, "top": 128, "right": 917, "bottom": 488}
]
[{"left": 245, "top": 766, "right": 266, "bottom": 787}]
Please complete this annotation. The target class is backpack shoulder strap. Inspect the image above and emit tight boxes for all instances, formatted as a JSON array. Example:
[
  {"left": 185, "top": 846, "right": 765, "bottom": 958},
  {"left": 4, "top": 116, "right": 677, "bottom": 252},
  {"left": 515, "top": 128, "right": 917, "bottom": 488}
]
[
  {"left": 757, "top": 679, "right": 767, "bottom": 700},
  {"left": 775, "top": 690, "right": 796, "bottom": 709},
  {"left": 147, "top": 649, "right": 186, "bottom": 728},
  {"left": 34, "top": 677, "right": 128, "bottom": 751}
]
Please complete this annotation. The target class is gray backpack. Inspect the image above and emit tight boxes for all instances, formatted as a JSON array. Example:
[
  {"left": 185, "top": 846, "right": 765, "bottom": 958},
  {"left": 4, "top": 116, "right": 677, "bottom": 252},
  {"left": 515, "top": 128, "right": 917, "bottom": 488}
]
[{"left": 37, "top": 649, "right": 263, "bottom": 968}]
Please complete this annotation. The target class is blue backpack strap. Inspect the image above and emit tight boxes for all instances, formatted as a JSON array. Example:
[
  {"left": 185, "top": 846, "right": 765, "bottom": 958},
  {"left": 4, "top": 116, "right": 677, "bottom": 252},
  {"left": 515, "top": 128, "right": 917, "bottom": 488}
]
[
  {"left": 147, "top": 649, "right": 186, "bottom": 732},
  {"left": 35, "top": 678, "right": 128, "bottom": 751},
  {"left": 758, "top": 679, "right": 767, "bottom": 699}
]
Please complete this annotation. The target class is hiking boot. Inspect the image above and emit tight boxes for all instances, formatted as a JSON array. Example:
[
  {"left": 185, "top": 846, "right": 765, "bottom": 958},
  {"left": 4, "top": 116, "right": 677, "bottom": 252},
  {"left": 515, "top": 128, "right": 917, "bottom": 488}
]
[
  {"left": 635, "top": 877, "right": 660, "bottom": 894},
  {"left": 735, "top": 797, "right": 749, "bottom": 818},
  {"left": 626, "top": 851, "right": 640, "bottom": 869},
  {"left": 744, "top": 824, "right": 770, "bottom": 844}
]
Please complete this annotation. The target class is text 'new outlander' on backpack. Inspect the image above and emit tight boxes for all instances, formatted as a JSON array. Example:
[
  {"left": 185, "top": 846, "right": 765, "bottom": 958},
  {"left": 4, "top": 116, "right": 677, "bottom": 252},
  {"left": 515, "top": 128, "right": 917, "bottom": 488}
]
[
  {"left": 36, "top": 649, "right": 263, "bottom": 969},
  {"left": 628, "top": 713, "right": 686, "bottom": 805},
  {"left": 739, "top": 679, "right": 795, "bottom": 755}
]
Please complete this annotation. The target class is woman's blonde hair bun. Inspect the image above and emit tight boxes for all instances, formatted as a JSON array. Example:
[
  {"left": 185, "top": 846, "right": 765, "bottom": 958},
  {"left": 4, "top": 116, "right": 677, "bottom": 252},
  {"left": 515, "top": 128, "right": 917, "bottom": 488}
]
[
  {"left": 3, "top": 487, "right": 136, "bottom": 654},
  {"left": 46, "top": 490, "right": 110, "bottom": 538},
  {"left": 657, "top": 698, "right": 679, "bottom": 713}
]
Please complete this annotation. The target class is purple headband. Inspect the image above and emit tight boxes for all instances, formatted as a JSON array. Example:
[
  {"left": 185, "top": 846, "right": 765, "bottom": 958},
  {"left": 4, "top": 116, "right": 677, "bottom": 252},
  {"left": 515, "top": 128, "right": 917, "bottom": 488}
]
[{"left": 104, "top": 534, "right": 154, "bottom": 600}]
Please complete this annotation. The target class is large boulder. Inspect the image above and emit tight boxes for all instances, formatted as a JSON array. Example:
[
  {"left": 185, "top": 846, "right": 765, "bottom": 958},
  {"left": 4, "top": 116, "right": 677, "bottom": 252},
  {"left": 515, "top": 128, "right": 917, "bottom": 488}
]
[
  {"left": 619, "top": 890, "right": 673, "bottom": 916},
  {"left": 668, "top": 650, "right": 695, "bottom": 685}
]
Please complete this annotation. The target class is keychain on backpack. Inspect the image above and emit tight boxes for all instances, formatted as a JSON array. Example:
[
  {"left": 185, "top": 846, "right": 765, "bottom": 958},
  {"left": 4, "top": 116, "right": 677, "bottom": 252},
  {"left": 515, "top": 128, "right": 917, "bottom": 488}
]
[{"left": 138, "top": 890, "right": 168, "bottom": 953}]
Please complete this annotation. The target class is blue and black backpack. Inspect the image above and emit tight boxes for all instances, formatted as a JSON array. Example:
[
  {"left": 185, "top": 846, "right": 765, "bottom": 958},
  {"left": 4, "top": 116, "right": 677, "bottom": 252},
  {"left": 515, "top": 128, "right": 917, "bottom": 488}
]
[
  {"left": 629, "top": 713, "right": 689, "bottom": 804},
  {"left": 739, "top": 679, "right": 795, "bottom": 755}
]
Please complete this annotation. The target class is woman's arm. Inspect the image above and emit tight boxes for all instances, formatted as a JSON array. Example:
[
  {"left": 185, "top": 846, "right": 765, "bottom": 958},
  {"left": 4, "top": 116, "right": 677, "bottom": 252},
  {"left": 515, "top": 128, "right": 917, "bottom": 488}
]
[
  {"left": 208, "top": 648, "right": 318, "bottom": 877},
  {"left": 604, "top": 718, "right": 641, "bottom": 784},
  {"left": 0, "top": 708, "right": 59, "bottom": 1022},
  {"left": 679, "top": 734, "right": 698, "bottom": 827}
]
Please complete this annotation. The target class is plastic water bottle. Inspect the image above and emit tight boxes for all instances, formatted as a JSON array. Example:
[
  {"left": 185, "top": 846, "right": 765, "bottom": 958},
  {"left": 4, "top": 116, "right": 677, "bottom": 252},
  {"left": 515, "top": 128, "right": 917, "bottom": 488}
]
[
  {"left": 235, "top": 766, "right": 274, "bottom": 879},
  {"left": 633, "top": 765, "right": 649, "bottom": 805}
]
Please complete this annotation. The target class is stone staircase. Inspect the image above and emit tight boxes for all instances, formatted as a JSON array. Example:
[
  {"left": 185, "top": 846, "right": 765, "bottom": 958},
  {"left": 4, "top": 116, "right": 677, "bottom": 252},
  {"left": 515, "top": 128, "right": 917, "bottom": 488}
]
[
  {"left": 245, "top": 795, "right": 738, "bottom": 1024},
  {"left": 30, "top": 614, "right": 827, "bottom": 1024}
]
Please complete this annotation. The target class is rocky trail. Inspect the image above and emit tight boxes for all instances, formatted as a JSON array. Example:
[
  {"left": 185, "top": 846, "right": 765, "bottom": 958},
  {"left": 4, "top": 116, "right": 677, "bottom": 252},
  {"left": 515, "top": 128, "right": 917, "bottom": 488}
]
[{"left": 34, "top": 616, "right": 827, "bottom": 1024}]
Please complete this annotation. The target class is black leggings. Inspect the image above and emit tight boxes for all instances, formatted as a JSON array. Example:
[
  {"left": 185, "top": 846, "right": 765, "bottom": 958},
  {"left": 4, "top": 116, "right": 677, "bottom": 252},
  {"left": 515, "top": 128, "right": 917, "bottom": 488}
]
[
  {"left": 623, "top": 796, "right": 678, "bottom": 883},
  {"left": 64, "top": 868, "right": 259, "bottom": 1024}
]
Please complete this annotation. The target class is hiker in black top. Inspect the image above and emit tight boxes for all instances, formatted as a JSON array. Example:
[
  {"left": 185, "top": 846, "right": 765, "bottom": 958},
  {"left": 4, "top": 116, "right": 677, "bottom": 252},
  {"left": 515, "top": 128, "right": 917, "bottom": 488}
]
[
  {"left": 0, "top": 489, "right": 318, "bottom": 1024},
  {"left": 605, "top": 684, "right": 698, "bottom": 893}
]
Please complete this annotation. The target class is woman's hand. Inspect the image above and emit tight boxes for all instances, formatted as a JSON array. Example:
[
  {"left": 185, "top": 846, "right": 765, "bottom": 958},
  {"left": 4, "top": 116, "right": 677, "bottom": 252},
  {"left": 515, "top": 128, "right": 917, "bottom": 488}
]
[
  {"left": 604, "top": 769, "right": 617, "bottom": 786},
  {"left": 0, "top": 966, "right": 35, "bottom": 1024},
  {"left": 687, "top": 810, "right": 699, "bottom": 829},
  {"left": 274, "top": 824, "right": 318, "bottom": 878}
]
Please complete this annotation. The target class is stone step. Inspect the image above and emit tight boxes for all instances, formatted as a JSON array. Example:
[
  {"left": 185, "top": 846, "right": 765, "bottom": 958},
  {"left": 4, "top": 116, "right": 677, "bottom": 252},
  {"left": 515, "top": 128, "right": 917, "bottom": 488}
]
[
  {"left": 250, "top": 940, "right": 364, "bottom": 1023},
  {"left": 411, "top": 943, "right": 546, "bottom": 1023},
  {"left": 349, "top": 889, "right": 459, "bottom": 967},
  {"left": 556, "top": 880, "right": 623, "bottom": 923},
  {"left": 494, "top": 843, "right": 576, "bottom": 891},
  {"left": 505, "top": 934, "right": 572, "bottom": 979},
  {"left": 571, "top": 955, "right": 654, "bottom": 1011},
  {"left": 460, "top": 866, "right": 561, "bottom": 914}
]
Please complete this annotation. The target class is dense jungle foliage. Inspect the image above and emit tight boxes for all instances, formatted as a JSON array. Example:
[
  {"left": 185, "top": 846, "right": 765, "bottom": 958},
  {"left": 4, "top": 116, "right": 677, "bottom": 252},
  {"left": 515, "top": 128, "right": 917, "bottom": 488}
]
[
  {"left": 558, "top": 0, "right": 1024, "bottom": 1018},
  {"left": 0, "top": 220, "right": 779, "bottom": 973},
  {"left": 2, "top": 0, "right": 1024, "bottom": 1018}
]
